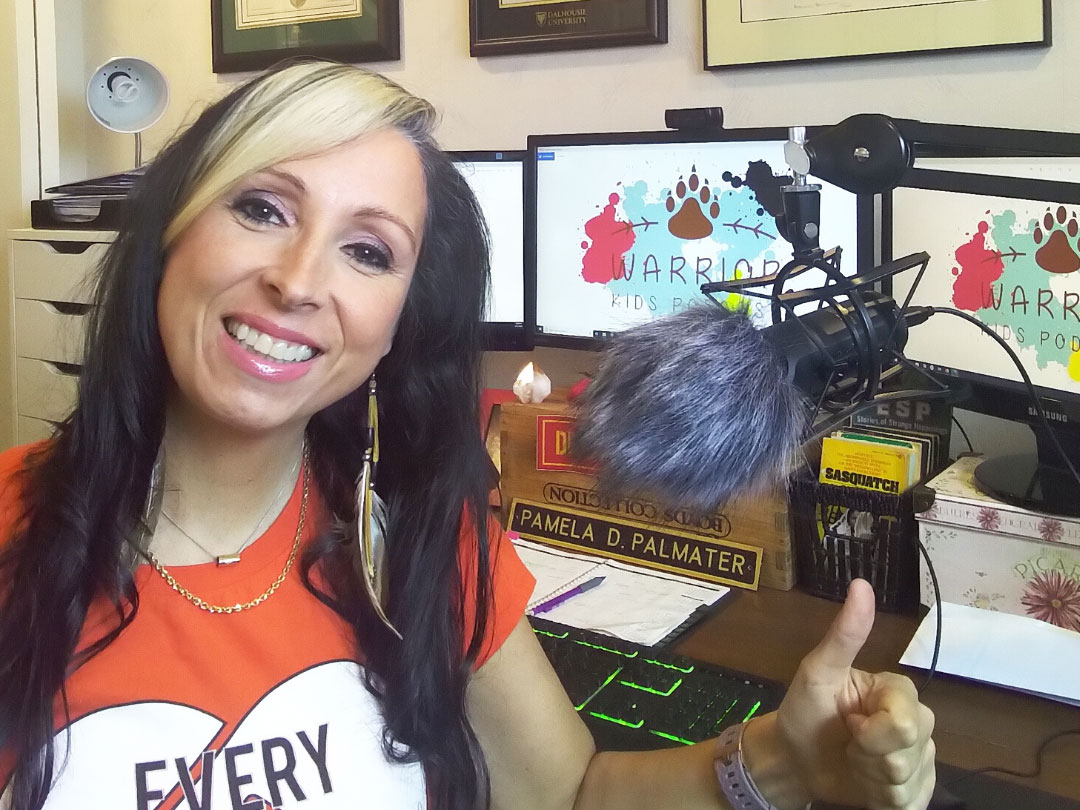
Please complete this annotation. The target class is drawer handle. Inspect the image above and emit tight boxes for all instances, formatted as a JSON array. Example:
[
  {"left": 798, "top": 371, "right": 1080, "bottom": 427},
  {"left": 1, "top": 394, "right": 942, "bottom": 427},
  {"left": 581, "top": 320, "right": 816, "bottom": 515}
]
[
  {"left": 45, "top": 361, "right": 81, "bottom": 377},
  {"left": 45, "top": 302, "right": 92, "bottom": 316},
  {"left": 43, "top": 241, "right": 97, "bottom": 255}
]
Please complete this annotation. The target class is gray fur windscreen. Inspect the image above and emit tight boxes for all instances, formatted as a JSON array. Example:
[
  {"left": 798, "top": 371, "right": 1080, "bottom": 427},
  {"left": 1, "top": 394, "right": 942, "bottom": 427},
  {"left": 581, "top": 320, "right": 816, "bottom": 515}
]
[{"left": 570, "top": 304, "right": 806, "bottom": 512}]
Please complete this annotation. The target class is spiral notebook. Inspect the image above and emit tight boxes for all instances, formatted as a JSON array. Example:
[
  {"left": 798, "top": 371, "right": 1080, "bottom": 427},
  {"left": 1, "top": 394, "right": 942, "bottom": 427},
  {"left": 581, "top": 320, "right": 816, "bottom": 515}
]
[{"left": 512, "top": 537, "right": 731, "bottom": 647}]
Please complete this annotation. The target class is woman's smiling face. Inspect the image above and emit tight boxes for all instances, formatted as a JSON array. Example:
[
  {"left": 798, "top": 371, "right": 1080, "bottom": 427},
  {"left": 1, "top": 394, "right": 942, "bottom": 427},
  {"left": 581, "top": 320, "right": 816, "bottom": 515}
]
[{"left": 157, "top": 128, "right": 428, "bottom": 435}]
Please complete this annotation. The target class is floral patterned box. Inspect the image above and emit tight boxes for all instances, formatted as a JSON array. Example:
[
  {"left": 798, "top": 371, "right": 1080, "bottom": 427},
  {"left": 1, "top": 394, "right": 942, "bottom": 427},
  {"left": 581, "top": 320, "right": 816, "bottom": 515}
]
[{"left": 916, "top": 455, "right": 1080, "bottom": 633}]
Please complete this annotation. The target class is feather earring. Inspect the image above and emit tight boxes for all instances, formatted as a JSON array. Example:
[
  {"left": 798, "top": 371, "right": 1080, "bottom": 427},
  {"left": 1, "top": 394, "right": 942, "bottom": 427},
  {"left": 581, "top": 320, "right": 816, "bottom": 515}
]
[
  {"left": 132, "top": 444, "right": 165, "bottom": 562},
  {"left": 356, "top": 376, "right": 402, "bottom": 639}
]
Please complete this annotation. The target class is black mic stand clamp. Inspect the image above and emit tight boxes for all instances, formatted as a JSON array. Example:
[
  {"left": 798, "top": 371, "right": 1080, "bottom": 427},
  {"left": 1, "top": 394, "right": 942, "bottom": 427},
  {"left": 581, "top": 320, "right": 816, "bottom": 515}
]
[
  {"left": 777, "top": 127, "right": 824, "bottom": 262},
  {"left": 764, "top": 127, "right": 846, "bottom": 328}
]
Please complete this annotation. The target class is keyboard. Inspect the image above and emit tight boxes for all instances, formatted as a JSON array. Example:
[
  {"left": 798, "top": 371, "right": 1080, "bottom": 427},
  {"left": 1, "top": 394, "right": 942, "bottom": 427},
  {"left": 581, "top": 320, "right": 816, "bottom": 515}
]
[
  {"left": 534, "top": 621, "right": 1080, "bottom": 810},
  {"left": 531, "top": 616, "right": 786, "bottom": 751}
]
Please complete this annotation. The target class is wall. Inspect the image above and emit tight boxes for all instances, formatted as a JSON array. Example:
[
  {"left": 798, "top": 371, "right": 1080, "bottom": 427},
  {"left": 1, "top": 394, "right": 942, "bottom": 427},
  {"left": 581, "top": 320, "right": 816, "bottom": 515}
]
[
  {"left": 56, "top": 1, "right": 1080, "bottom": 176},
  {"left": 0, "top": 0, "right": 18, "bottom": 445},
  {"left": 37, "top": 0, "right": 1080, "bottom": 458},
  {"left": 0, "top": 0, "right": 44, "bottom": 446}
]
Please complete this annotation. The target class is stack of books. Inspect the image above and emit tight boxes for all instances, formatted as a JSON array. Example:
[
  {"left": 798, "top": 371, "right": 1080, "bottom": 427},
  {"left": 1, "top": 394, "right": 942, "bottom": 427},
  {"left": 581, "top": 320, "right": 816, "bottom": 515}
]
[{"left": 819, "top": 428, "right": 936, "bottom": 494}]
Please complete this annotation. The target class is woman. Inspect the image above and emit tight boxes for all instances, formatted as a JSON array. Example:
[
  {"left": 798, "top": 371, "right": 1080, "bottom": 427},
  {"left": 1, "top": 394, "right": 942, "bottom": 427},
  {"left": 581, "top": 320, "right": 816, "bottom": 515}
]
[{"left": 0, "top": 61, "right": 935, "bottom": 810}]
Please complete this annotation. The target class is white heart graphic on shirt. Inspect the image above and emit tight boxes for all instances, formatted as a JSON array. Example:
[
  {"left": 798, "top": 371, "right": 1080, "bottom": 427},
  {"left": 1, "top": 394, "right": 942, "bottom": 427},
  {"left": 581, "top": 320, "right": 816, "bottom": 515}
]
[{"left": 31, "top": 661, "right": 425, "bottom": 810}]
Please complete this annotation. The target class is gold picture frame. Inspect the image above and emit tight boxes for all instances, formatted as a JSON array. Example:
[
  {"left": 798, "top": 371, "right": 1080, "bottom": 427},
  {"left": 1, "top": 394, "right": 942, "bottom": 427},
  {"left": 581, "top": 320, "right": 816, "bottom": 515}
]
[
  {"left": 470, "top": 0, "right": 667, "bottom": 57},
  {"left": 212, "top": 0, "right": 400, "bottom": 73},
  {"left": 703, "top": 0, "right": 1050, "bottom": 70}
]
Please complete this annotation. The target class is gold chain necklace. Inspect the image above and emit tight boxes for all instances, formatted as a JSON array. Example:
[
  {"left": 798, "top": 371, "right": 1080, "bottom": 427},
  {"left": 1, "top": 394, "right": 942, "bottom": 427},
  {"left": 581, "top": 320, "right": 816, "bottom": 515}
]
[{"left": 143, "top": 450, "right": 310, "bottom": 614}]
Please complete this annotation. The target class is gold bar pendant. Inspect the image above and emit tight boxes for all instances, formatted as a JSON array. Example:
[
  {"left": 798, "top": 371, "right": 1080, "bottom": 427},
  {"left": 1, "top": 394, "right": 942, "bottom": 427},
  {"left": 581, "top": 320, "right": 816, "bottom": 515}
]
[{"left": 216, "top": 554, "right": 242, "bottom": 566}]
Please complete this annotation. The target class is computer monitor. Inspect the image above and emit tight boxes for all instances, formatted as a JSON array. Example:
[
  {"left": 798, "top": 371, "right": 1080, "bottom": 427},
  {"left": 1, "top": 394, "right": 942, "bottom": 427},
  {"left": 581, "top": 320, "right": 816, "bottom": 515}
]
[
  {"left": 451, "top": 150, "right": 531, "bottom": 351},
  {"left": 914, "top": 156, "right": 1080, "bottom": 182},
  {"left": 888, "top": 168, "right": 1080, "bottom": 516},
  {"left": 528, "top": 129, "right": 872, "bottom": 349}
]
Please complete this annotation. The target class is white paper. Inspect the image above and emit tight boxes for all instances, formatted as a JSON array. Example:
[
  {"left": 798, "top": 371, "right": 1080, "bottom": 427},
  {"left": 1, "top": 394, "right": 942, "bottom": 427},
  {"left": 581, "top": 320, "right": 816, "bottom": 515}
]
[
  {"left": 514, "top": 538, "right": 730, "bottom": 647},
  {"left": 522, "top": 545, "right": 605, "bottom": 608},
  {"left": 236, "top": 0, "right": 361, "bottom": 30},
  {"left": 900, "top": 602, "right": 1080, "bottom": 706},
  {"left": 741, "top": 0, "right": 966, "bottom": 24},
  {"left": 498, "top": 0, "right": 587, "bottom": 6}
]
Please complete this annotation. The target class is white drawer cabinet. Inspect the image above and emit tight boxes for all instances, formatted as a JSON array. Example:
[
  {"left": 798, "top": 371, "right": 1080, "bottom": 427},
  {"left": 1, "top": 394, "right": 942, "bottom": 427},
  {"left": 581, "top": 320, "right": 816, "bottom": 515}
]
[
  {"left": 14, "top": 299, "right": 92, "bottom": 365},
  {"left": 16, "top": 357, "right": 80, "bottom": 423},
  {"left": 6, "top": 229, "right": 115, "bottom": 447},
  {"left": 17, "top": 415, "right": 59, "bottom": 445},
  {"left": 11, "top": 239, "right": 105, "bottom": 304}
]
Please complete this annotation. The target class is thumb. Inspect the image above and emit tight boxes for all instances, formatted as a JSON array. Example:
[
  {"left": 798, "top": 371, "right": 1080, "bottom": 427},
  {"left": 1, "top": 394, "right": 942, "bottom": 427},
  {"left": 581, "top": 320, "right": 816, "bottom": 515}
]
[{"left": 804, "top": 578, "right": 876, "bottom": 676}]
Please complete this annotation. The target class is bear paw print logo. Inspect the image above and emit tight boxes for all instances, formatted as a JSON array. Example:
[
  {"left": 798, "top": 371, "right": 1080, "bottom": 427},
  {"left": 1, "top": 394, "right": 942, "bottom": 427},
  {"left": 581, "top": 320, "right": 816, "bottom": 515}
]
[
  {"left": 1034, "top": 205, "right": 1080, "bottom": 274},
  {"left": 665, "top": 167, "right": 720, "bottom": 240}
]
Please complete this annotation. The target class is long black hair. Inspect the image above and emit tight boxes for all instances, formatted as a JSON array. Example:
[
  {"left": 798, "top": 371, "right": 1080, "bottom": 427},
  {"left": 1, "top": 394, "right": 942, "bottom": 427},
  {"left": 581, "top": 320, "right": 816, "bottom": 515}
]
[{"left": 0, "top": 61, "right": 495, "bottom": 810}]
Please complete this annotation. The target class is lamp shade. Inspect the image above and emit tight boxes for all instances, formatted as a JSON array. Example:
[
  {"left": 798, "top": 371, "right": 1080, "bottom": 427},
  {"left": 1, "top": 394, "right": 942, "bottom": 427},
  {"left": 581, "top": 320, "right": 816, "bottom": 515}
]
[{"left": 86, "top": 57, "right": 169, "bottom": 135}]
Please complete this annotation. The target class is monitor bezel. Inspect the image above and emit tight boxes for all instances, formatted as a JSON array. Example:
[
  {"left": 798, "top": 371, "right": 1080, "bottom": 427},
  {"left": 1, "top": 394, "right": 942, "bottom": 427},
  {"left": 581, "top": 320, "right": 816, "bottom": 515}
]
[
  {"left": 884, "top": 167, "right": 1080, "bottom": 425},
  {"left": 449, "top": 149, "right": 533, "bottom": 352},
  {"left": 526, "top": 127, "right": 875, "bottom": 350}
]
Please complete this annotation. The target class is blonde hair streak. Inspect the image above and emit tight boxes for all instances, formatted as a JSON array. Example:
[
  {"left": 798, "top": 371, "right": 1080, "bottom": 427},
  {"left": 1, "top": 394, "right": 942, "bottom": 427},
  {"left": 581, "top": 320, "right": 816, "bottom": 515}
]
[{"left": 164, "top": 61, "right": 436, "bottom": 247}]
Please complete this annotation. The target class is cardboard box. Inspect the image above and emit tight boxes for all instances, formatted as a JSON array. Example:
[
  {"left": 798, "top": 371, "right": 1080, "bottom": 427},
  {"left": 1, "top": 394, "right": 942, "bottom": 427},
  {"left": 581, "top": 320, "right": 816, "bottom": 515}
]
[
  {"left": 916, "top": 455, "right": 1080, "bottom": 633},
  {"left": 497, "top": 401, "right": 796, "bottom": 591}
]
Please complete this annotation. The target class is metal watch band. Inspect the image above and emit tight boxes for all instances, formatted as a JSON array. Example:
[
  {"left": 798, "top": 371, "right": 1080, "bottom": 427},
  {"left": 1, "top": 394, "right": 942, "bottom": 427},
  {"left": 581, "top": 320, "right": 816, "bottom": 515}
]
[{"left": 714, "top": 722, "right": 782, "bottom": 810}]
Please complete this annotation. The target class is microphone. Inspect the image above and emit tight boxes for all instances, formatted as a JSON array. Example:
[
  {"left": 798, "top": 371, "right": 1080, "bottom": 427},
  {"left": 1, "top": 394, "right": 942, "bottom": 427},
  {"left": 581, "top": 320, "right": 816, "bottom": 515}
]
[
  {"left": 765, "top": 292, "right": 915, "bottom": 401},
  {"left": 572, "top": 114, "right": 952, "bottom": 512},
  {"left": 571, "top": 287, "right": 931, "bottom": 512},
  {"left": 570, "top": 304, "right": 805, "bottom": 513}
]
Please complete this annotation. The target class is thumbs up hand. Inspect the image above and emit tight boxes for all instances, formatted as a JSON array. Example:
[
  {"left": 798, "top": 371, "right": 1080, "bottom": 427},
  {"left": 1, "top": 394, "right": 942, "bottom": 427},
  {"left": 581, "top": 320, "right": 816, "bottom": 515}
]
[{"left": 748, "top": 579, "right": 937, "bottom": 810}]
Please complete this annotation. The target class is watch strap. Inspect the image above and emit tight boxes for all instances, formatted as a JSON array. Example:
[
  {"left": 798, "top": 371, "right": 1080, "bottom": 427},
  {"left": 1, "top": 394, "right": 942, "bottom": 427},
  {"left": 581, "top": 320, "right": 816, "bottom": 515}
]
[{"left": 714, "top": 722, "right": 782, "bottom": 810}]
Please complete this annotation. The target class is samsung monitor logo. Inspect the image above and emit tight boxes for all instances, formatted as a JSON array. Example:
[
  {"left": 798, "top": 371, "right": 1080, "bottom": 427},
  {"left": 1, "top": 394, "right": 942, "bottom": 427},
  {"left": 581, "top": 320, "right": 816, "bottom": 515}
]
[{"left": 1029, "top": 406, "right": 1069, "bottom": 423}]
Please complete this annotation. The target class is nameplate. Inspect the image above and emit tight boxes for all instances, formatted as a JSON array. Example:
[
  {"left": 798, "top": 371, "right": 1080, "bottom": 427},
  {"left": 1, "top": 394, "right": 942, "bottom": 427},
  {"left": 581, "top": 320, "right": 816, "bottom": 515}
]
[{"left": 507, "top": 498, "right": 761, "bottom": 589}]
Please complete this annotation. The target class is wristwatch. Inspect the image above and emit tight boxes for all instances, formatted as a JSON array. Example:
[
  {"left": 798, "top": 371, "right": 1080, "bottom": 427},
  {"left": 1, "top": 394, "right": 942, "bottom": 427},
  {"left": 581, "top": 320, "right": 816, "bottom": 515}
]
[{"left": 714, "top": 722, "right": 783, "bottom": 810}]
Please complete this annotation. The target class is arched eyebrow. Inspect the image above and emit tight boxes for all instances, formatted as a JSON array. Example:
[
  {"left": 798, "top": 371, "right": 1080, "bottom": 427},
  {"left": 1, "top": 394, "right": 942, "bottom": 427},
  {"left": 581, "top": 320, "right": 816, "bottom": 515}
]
[{"left": 259, "top": 167, "right": 420, "bottom": 252}]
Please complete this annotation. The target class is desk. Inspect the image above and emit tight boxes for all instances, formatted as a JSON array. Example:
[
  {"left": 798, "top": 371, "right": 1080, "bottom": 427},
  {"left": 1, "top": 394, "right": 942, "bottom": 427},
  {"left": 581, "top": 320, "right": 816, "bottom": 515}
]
[{"left": 674, "top": 587, "right": 1080, "bottom": 803}]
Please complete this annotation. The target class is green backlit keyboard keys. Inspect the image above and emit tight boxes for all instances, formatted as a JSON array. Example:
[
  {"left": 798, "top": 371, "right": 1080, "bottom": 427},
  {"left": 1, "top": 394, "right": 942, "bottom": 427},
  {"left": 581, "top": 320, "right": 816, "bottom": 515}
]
[{"left": 530, "top": 616, "right": 785, "bottom": 751}]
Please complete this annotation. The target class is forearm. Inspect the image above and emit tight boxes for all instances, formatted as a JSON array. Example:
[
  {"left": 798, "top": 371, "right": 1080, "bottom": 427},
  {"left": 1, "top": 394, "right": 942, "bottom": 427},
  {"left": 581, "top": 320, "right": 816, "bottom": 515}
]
[
  {"left": 572, "top": 739, "right": 724, "bottom": 810},
  {"left": 572, "top": 713, "right": 810, "bottom": 810}
]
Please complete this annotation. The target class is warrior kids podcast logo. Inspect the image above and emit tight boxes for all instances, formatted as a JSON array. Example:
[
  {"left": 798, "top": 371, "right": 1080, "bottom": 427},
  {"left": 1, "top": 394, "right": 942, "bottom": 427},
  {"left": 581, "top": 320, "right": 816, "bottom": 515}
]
[
  {"left": 579, "top": 161, "right": 789, "bottom": 319},
  {"left": 950, "top": 206, "right": 1080, "bottom": 383}
]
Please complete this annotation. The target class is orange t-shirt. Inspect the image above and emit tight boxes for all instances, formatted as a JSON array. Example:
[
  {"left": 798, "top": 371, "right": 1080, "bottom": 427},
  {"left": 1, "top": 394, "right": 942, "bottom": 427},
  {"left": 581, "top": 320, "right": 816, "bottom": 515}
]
[{"left": 0, "top": 443, "right": 534, "bottom": 809}]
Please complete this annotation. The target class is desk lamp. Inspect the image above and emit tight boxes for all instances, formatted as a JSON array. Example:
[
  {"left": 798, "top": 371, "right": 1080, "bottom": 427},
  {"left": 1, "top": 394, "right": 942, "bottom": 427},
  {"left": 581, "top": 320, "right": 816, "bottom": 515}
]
[{"left": 85, "top": 57, "right": 170, "bottom": 168}]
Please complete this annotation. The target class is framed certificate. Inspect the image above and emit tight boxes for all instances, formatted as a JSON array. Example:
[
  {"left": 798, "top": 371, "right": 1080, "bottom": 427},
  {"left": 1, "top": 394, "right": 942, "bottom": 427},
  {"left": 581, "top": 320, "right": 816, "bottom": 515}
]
[
  {"left": 212, "top": 0, "right": 400, "bottom": 73},
  {"left": 704, "top": 0, "right": 1050, "bottom": 70},
  {"left": 470, "top": 0, "right": 667, "bottom": 57}
]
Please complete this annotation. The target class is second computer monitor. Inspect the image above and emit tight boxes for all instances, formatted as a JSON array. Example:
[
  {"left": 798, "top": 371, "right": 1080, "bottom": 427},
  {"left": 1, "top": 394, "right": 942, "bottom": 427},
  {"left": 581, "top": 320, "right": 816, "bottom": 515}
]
[
  {"left": 890, "top": 169, "right": 1080, "bottom": 403},
  {"left": 529, "top": 130, "right": 868, "bottom": 348},
  {"left": 451, "top": 150, "right": 530, "bottom": 351}
]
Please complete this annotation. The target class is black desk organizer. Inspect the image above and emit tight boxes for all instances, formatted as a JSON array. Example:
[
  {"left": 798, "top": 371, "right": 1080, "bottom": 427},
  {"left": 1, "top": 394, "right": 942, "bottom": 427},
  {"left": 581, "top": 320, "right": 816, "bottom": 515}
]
[
  {"left": 789, "top": 473, "right": 921, "bottom": 615},
  {"left": 31, "top": 198, "right": 128, "bottom": 230}
]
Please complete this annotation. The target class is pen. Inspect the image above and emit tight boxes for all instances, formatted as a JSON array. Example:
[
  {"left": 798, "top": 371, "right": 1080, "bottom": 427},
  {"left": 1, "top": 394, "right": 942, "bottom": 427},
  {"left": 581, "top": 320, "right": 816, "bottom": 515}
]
[{"left": 532, "top": 576, "right": 606, "bottom": 615}]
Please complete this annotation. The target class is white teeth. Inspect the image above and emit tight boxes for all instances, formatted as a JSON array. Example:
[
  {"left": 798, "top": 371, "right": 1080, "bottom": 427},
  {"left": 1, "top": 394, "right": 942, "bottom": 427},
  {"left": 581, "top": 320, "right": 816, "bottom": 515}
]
[
  {"left": 253, "top": 333, "right": 273, "bottom": 354},
  {"left": 223, "top": 318, "right": 316, "bottom": 363}
]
